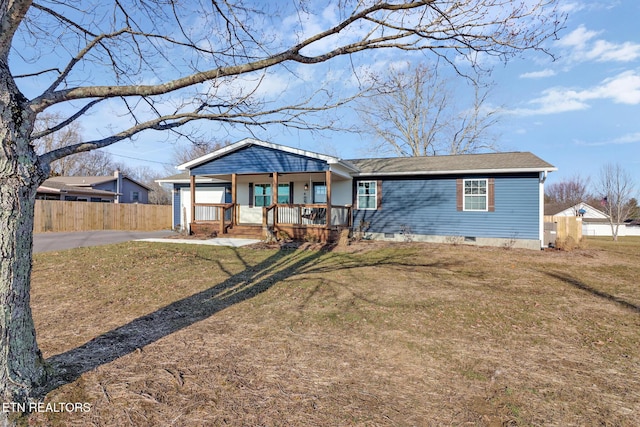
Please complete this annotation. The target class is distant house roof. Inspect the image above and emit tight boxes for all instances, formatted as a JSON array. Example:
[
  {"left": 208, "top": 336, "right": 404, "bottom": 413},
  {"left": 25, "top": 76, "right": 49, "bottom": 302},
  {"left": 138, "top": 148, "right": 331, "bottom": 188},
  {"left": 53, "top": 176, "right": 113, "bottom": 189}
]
[
  {"left": 348, "top": 152, "right": 556, "bottom": 176},
  {"left": 545, "top": 201, "right": 609, "bottom": 221},
  {"left": 48, "top": 174, "right": 153, "bottom": 191},
  {"left": 544, "top": 201, "right": 577, "bottom": 216},
  {"left": 37, "top": 180, "right": 118, "bottom": 198}
]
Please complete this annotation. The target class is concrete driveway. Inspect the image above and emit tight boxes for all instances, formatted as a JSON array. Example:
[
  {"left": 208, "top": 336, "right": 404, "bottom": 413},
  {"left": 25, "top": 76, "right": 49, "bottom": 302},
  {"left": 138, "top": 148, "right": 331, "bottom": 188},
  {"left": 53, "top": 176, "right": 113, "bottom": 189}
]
[{"left": 33, "top": 230, "right": 177, "bottom": 253}]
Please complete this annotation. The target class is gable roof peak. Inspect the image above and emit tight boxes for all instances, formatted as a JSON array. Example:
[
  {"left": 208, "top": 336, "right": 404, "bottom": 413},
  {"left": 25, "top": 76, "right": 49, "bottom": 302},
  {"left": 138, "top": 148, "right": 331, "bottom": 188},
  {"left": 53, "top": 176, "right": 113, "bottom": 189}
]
[{"left": 177, "top": 138, "right": 351, "bottom": 171}]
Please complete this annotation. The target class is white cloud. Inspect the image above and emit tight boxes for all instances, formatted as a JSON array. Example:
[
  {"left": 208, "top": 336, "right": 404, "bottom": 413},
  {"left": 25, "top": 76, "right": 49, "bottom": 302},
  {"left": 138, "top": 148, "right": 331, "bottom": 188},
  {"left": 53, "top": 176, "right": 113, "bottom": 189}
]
[
  {"left": 557, "top": 25, "right": 600, "bottom": 50},
  {"left": 575, "top": 132, "right": 640, "bottom": 147},
  {"left": 557, "top": 2, "right": 587, "bottom": 14},
  {"left": 513, "top": 88, "right": 591, "bottom": 115},
  {"left": 589, "top": 40, "right": 640, "bottom": 62},
  {"left": 557, "top": 1, "right": 620, "bottom": 14},
  {"left": 520, "top": 69, "right": 556, "bottom": 79},
  {"left": 557, "top": 25, "right": 640, "bottom": 64},
  {"left": 592, "top": 71, "right": 640, "bottom": 104},
  {"left": 511, "top": 70, "right": 640, "bottom": 115}
]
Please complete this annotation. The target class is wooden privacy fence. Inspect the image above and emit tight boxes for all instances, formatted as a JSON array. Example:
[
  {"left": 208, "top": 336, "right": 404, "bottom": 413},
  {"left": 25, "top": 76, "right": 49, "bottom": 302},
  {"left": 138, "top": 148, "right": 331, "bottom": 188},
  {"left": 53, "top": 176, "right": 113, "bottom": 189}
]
[
  {"left": 544, "top": 215, "right": 582, "bottom": 244},
  {"left": 34, "top": 200, "right": 171, "bottom": 233}
]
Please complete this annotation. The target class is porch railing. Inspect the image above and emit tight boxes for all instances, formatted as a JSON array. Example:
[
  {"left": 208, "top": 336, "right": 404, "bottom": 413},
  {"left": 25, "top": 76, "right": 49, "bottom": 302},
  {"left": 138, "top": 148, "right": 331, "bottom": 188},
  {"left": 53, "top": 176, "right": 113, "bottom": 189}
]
[
  {"left": 271, "top": 204, "right": 352, "bottom": 227},
  {"left": 194, "top": 202, "right": 351, "bottom": 231},
  {"left": 264, "top": 204, "right": 276, "bottom": 227},
  {"left": 193, "top": 203, "right": 235, "bottom": 233},
  {"left": 330, "top": 205, "right": 352, "bottom": 227}
]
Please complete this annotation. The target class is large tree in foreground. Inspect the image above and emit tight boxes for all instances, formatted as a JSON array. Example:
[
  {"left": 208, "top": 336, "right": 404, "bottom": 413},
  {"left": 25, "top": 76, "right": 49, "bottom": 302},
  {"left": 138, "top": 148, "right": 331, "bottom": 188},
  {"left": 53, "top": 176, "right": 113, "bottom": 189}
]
[{"left": 0, "top": 0, "right": 563, "bottom": 406}]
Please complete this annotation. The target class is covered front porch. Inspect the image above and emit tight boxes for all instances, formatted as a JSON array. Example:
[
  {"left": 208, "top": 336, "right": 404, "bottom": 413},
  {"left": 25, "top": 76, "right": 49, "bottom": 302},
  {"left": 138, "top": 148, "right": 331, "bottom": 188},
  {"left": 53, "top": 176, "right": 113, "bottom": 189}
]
[{"left": 188, "top": 170, "right": 353, "bottom": 242}]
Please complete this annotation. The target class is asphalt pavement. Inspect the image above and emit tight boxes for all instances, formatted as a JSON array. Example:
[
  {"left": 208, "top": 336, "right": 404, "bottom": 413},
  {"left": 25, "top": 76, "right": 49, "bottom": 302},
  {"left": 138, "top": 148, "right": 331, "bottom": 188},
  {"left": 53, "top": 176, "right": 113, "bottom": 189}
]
[{"left": 32, "top": 230, "right": 177, "bottom": 253}]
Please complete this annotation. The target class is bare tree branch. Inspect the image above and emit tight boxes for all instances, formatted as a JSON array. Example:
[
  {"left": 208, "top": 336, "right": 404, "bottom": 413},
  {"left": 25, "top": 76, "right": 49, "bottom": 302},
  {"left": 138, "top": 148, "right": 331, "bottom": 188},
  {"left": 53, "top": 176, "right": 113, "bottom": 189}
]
[
  {"left": 356, "top": 62, "right": 500, "bottom": 157},
  {"left": 545, "top": 174, "right": 590, "bottom": 209}
]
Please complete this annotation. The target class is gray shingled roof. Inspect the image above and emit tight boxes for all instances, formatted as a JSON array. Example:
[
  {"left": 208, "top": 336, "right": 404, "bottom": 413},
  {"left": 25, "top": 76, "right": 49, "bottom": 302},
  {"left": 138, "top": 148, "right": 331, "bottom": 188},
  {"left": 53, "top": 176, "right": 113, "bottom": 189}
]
[
  {"left": 156, "top": 172, "right": 189, "bottom": 182},
  {"left": 38, "top": 179, "right": 118, "bottom": 196},
  {"left": 347, "top": 152, "right": 556, "bottom": 175},
  {"left": 49, "top": 176, "right": 115, "bottom": 186},
  {"left": 47, "top": 174, "right": 153, "bottom": 190},
  {"left": 155, "top": 171, "right": 230, "bottom": 183},
  {"left": 544, "top": 201, "right": 576, "bottom": 216}
]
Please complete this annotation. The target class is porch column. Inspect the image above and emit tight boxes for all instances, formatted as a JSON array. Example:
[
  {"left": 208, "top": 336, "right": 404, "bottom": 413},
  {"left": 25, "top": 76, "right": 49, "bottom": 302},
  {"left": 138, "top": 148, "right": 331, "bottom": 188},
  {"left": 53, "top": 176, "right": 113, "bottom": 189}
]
[
  {"left": 231, "top": 173, "right": 237, "bottom": 225},
  {"left": 190, "top": 174, "right": 196, "bottom": 232},
  {"left": 326, "top": 170, "right": 332, "bottom": 229},
  {"left": 272, "top": 172, "right": 279, "bottom": 225}
]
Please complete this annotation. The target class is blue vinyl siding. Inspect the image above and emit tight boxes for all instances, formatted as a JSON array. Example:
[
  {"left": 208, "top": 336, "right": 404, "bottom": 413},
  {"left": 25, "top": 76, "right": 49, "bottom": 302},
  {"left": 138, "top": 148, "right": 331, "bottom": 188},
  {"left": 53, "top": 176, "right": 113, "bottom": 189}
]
[
  {"left": 191, "top": 145, "right": 328, "bottom": 175},
  {"left": 93, "top": 181, "right": 117, "bottom": 193},
  {"left": 94, "top": 179, "right": 149, "bottom": 203},
  {"left": 353, "top": 174, "right": 540, "bottom": 240}
]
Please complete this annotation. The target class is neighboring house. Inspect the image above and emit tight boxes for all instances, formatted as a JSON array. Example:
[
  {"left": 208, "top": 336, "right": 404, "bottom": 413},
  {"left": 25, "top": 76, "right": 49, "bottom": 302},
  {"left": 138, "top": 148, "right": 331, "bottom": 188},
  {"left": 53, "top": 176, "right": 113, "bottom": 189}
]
[
  {"left": 544, "top": 201, "right": 640, "bottom": 237},
  {"left": 36, "top": 170, "right": 151, "bottom": 203},
  {"left": 544, "top": 201, "right": 609, "bottom": 220},
  {"left": 158, "top": 138, "right": 557, "bottom": 249}
]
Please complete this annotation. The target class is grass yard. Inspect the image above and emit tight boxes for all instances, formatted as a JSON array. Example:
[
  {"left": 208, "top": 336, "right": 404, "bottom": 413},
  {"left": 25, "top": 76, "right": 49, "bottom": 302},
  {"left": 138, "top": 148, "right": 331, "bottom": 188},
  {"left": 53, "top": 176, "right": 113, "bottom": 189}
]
[{"left": 27, "top": 237, "right": 640, "bottom": 426}]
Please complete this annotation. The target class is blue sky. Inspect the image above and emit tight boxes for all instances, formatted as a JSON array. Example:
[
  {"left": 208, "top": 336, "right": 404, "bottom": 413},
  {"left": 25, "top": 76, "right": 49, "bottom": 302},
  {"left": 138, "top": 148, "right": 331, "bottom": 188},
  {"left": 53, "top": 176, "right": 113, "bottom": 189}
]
[
  {"left": 489, "top": 1, "right": 640, "bottom": 188},
  {"left": 18, "top": 1, "right": 636, "bottom": 190}
]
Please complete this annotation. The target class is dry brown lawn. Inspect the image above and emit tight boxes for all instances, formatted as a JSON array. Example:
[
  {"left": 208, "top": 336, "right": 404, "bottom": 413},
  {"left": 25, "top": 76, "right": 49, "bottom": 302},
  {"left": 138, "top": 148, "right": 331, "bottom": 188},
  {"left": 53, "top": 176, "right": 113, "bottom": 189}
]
[{"left": 26, "top": 237, "right": 640, "bottom": 426}]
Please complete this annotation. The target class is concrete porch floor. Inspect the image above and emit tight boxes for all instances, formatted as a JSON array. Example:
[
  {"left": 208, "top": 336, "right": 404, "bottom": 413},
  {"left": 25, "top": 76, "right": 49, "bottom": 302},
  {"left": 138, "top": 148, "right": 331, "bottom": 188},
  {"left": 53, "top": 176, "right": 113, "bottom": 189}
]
[{"left": 136, "top": 237, "right": 261, "bottom": 247}]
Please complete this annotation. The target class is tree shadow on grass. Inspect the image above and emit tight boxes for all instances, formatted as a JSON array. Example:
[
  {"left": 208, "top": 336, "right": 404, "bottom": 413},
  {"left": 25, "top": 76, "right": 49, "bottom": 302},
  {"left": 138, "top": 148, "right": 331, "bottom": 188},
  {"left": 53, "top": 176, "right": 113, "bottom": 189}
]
[
  {"left": 39, "top": 247, "right": 328, "bottom": 396},
  {"left": 544, "top": 271, "right": 640, "bottom": 314},
  {"left": 38, "top": 243, "right": 462, "bottom": 397}
]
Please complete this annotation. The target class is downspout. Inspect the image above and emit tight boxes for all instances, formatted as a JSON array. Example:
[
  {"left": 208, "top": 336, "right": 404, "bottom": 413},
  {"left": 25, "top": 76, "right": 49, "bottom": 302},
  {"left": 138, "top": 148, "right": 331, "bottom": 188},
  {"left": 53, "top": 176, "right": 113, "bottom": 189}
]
[{"left": 539, "top": 171, "right": 548, "bottom": 248}]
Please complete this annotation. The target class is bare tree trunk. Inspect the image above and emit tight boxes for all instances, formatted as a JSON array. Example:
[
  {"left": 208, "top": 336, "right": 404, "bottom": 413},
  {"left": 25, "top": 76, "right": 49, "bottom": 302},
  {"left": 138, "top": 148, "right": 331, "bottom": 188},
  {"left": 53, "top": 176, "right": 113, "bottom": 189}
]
[{"left": 0, "top": 63, "right": 49, "bottom": 408}]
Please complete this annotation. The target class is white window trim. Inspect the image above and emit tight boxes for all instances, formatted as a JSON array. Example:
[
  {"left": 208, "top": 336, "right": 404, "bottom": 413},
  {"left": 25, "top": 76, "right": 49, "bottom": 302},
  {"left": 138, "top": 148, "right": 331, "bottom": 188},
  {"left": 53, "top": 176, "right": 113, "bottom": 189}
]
[
  {"left": 312, "top": 182, "right": 327, "bottom": 204},
  {"left": 463, "top": 178, "right": 488, "bottom": 212},
  {"left": 254, "top": 183, "right": 272, "bottom": 207},
  {"left": 357, "top": 180, "right": 377, "bottom": 210},
  {"left": 277, "top": 183, "right": 290, "bottom": 204}
]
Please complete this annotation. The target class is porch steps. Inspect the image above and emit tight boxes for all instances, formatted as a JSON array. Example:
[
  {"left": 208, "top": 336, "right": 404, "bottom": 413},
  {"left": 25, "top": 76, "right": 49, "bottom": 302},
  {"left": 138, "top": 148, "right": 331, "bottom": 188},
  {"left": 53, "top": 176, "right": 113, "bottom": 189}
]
[
  {"left": 191, "top": 222, "right": 264, "bottom": 239},
  {"left": 222, "top": 224, "right": 264, "bottom": 240}
]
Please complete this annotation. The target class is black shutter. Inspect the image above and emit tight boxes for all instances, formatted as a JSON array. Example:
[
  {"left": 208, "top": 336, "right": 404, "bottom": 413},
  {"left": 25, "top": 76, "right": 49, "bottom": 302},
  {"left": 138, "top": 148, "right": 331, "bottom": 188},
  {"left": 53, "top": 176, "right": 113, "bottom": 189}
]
[
  {"left": 488, "top": 178, "right": 495, "bottom": 212},
  {"left": 289, "top": 182, "right": 294, "bottom": 204}
]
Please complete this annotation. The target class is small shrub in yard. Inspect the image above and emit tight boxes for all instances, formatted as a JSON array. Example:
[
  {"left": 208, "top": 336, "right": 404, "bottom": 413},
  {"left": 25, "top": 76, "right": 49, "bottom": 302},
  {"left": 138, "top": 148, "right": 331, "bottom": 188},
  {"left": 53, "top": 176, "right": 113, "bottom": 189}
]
[
  {"left": 304, "top": 232, "right": 319, "bottom": 243},
  {"left": 556, "top": 236, "right": 583, "bottom": 251},
  {"left": 399, "top": 224, "right": 414, "bottom": 242},
  {"left": 501, "top": 233, "right": 518, "bottom": 250},
  {"left": 276, "top": 230, "right": 291, "bottom": 241},
  {"left": 352, "top": 220, "right": 371, "bottom": 241},
  {"left": 444, "top": 235, "right": 464, "bottom": 245}
]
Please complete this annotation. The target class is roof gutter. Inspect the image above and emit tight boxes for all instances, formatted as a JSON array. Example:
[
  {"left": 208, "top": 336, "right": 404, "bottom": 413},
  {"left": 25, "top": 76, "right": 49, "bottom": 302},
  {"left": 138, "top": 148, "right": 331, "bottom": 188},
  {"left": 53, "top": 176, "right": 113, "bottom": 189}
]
[{"left": 353, "top": 167, "right": 558, "bottom": 177}]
